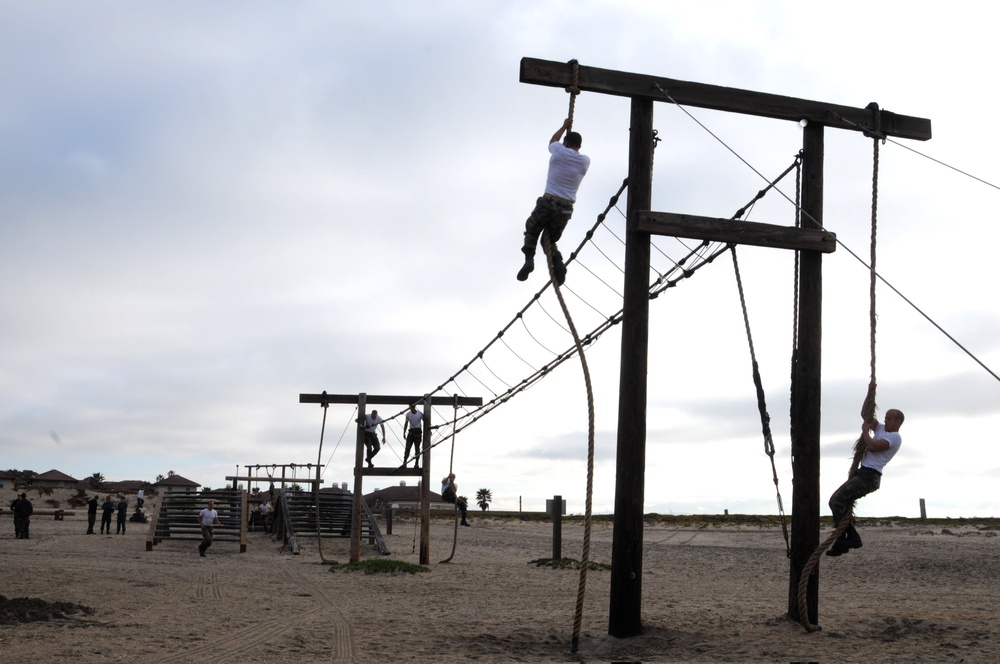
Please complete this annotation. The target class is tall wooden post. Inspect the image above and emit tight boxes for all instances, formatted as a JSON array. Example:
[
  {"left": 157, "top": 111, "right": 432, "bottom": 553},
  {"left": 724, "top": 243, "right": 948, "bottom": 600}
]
[
  {"left": 351, "top": 393, "right": 367, "bottom": 563},
  {"left": 788, "top": 124, "right": 824, "bottom": 622},
  {"left": 609, "top": 97, "right": 654, "bottom": 638},
  {"left": 420, "top": 396, "right": 432, "bottom": 564}
]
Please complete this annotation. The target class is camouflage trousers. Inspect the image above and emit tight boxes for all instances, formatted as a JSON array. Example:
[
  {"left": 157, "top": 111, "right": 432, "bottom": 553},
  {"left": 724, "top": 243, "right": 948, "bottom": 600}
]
[
  {"left": 521, "top": 195, "right": 573, "bottom": 257},
  {"left": 829, "top": 466, "right": 881, "bottom": 529}
]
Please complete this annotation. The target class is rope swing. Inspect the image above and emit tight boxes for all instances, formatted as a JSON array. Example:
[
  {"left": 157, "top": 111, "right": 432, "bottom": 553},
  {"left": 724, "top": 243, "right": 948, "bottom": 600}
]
[{"left": 798, "top": 105, "right": 883, "bottom": 632}]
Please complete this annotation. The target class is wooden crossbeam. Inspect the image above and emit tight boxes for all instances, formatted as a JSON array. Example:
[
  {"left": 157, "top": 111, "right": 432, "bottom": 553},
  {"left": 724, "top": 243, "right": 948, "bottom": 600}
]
[
  {"left": 636, "top": 211, "right": 837, "bottom": 253},
  {"left": 225, "top": 475, "right": 325, "bottom": 484},
  {"left": 520, "top": 57, "right": 932, "bottom": 141},
  {"left": 299, "top": 393, "right": 483, "bottom": 407}
]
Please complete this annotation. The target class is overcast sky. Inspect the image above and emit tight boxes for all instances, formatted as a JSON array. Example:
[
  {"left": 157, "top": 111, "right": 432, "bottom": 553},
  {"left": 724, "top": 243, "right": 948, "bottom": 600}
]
[{"left": 3, "top": 2, "right": 998, "bottom": 519}]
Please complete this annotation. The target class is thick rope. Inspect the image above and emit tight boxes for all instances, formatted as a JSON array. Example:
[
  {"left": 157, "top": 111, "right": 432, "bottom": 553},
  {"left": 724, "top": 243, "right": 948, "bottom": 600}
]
[
  {"left": 798, "top": 111, "right": 883, "bottom": 632},
  {"left": 539, "top": 232, "right": 595, "bottom": 654},
  {"left": 730, "top": 247, "right": 790, "bottom": 557},
  {"left": 314, "top": 393, "right": 336, "bottom": 563},
  {"left": 565, "top": 60, "right": 579, "bottom": 131},
  {"left": 439, "top": 397, "right": 461, "bottom": 564}
]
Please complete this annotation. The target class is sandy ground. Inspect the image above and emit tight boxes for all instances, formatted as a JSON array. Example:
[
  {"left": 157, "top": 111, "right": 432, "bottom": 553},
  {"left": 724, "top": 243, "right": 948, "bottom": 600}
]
[{"left": 1, "top": 495, "right": 998, "bottom": 663}]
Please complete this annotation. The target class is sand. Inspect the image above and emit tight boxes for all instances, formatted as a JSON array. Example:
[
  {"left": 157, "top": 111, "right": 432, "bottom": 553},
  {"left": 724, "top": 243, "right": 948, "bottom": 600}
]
[{"left": 1, "top": 492, "right": 998, "bottom": 663}]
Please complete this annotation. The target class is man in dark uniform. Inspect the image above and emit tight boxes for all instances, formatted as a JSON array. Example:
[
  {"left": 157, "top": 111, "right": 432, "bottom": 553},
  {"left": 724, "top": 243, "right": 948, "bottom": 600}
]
[
  {"left": 86, "top": 495, "right": 99, "bottom": 534},
  {"left": 13, "top": 493, "right": 32, "bottom": 539}
]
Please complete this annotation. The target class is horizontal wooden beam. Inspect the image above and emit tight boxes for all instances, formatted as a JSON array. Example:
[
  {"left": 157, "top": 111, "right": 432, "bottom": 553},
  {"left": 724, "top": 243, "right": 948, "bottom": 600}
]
[
  {"left": 299, "top": 393, "right": 483, "bottom": 407},
  {"left": 225, "top": 476, "right": 325, "bottom": 483},
  {"left": 636, "top": 211, "right": 837, "bottom": 253},
  {"left": 520, "top": 57, "right": 931, "bottom": 141}
]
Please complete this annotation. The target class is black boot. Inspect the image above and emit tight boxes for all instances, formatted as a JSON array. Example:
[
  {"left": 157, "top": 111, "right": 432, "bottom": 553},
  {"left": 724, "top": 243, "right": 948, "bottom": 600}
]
[
  {"left": 845, "top": 525, "right": 863, "bottom": 550},
  {"left": 551, "top": 250, "right": 566, "bottom": 286},
  {"left": 517, "top": 255, "right": 535, "bottom": 281}
]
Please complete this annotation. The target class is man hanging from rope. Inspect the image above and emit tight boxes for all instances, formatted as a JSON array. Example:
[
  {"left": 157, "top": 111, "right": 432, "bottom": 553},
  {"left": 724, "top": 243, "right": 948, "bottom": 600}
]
[
  {"left": 827, "top": 383, "right": 904, "bottom": 556},
  {"left": 441, "top": 472, "right": 470, "bottom": 527},
  {"left": 516, "top": 118, "right": 590, "bottom": 285}
]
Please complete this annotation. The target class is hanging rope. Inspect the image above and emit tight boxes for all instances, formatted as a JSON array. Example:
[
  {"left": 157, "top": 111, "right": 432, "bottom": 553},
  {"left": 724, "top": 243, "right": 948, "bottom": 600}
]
[
  {"left": 439, "top": 395, "right": 462, "bottom": 564},
  {"left": 541, "top": 231, "right": 595, "bottom": 655},
  {"left": 314, "top": 392, "right": 337, "bottom": 563},
  {"left": 798, "top": 105, "right": 883, "bottom": 632},
  {"left": 565, "top": 59, "right": 580, "bottom": 131},
  {"left": 544, "top": 61, "right": 595, "bottom": 653},
  {"left": 729, "top": 246, "right": 790, "bottom": 557}
]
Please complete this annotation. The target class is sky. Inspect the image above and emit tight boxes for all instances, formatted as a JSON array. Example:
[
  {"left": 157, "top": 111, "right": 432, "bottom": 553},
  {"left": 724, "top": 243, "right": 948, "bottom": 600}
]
[{"left": 2, "top": 1, "right": 999, "bottom": 519}]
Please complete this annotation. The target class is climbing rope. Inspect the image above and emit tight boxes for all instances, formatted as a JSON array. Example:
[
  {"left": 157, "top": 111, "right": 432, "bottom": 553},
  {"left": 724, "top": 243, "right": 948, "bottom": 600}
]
[
  {"left": 798, "top": 106, "right": 883, "bottom": 632},
  {"left": 545, "top": 62, "right": 597, "bottom": 653},
  {"left": 729, "top": 246, "right": 790, "bottom": 557},
  {"left": 542, "top": 232, "right": 596, "bottom": 655},
  {"left": 439, "top": 396, "right": 462, "bottom": 564},
  {"left": 314, "top": 392, "right": 336, "bottom": 563},
  {"left": 565, "top": 59, "right": 580, "bottom": 131}
]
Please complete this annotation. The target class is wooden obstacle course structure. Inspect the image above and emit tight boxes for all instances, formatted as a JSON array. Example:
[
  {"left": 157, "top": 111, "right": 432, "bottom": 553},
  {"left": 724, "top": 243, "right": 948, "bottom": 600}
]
[
  {"left": 300, "top": 391, "right": 482, "bottom": 564},
  {"left": 270, "top": 488, "right": 387, "bottom": 556},
  {"left": 520, "top": 57, "right": 931, "bottom": 634},
  {"left": 145, "top": 489, "right": 248, "bottom": 553}
]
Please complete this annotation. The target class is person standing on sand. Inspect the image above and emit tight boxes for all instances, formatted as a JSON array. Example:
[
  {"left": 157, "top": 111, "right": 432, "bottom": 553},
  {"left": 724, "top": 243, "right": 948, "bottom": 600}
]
[
  {"left": 86, "top": 495, "right": 98, "bottom": 534},
  {"left": 12, "top": 493, "right": 32, "bottom": 539},
  {"left": 100, "top": 495, "right": 115, "bottom": 534},
  {"left": 198, "top": 500, "right": 221, "bottom": 557},
  {"left": 115, "top": 495, "right": 128, "bottom": 534}
]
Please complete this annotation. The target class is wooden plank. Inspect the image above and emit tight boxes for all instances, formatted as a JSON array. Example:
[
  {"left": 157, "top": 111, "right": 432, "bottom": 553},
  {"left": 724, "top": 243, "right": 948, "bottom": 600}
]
[
  {"left": 520, "top": 57, "right": 932, "bottom": 141},
  {"left": 361, "top": 467, "right": 423, "bottom": 477},
  {"left": 300, "top": 393, "right": 483, "bottom": 407},
  {"left": 636, "top": 211, "right": 837, "bottom": 253}
]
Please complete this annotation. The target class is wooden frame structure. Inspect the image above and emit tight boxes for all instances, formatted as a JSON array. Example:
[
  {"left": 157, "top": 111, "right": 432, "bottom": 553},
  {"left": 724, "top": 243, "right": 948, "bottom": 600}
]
[
  {"left": 300, "top": 391, "right": 482, "bottom": 563},
  {"left": 520, "top": 57, "right": 931, "bottom": 635}
]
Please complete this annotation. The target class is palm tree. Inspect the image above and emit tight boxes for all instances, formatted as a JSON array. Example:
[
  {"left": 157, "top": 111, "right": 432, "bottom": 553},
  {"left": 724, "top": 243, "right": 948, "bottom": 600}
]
[
  {"left": 475, "top": 488, "right": 492, "bottom": 512},
  {"left": 88, "top": 472, "right": 105, "bottom": 490}
]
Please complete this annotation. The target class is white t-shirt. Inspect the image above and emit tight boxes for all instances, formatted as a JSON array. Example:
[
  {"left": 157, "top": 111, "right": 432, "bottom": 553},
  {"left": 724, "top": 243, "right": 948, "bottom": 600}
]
[
  {"left": 544, "top": 141, "right": 590, "bottom": 202},
  {"left": 405, "top": 410, "right": 423, "bottom": 431},
  {"left": 861, "top": 423, "right": 901, "bottom": 474},
  {"left": 364, "top": 414, "right": 383, "bottom": 433},
  {"left": 199, "top": 508, "right": 219, "bottom": 527},
  {"left": 259, "top": 502, "right": 272, "bottom": 515}
]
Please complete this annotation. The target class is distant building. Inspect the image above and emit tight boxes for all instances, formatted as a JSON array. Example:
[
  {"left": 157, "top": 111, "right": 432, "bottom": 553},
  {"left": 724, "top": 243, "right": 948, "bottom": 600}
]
[
  {"left": 364, "top": 481, "right": 447, "bottom": 511},
  {"left": 152, "top": 474, "right": 200, "bottom": 495},
  {"left": 0, "top": 470, "right": 15, "bottom": 489},
  {"left": 33, "top": 469, "right": 79, "bottom": 489}
]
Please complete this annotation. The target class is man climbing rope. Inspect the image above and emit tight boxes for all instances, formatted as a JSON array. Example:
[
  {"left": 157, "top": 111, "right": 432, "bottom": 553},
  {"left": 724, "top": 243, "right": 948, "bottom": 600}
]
[
  {"left": 441, "top": 473, "right": 470, "bottom": 527},
  {"left": 827, "top": 384, "right": 904, "bottom": 556},
  {"left": 516, "top": 117, "right": 590, "bottom": 285}
]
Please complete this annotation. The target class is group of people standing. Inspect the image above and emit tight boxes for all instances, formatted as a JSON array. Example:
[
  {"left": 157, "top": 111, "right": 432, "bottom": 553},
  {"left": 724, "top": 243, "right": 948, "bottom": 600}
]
[
  {"left": 86, "top": 494, "right": 129, "bottom": 535},
  {"left": 361, "top": 403, "right": 425, "bottom": 470}
]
